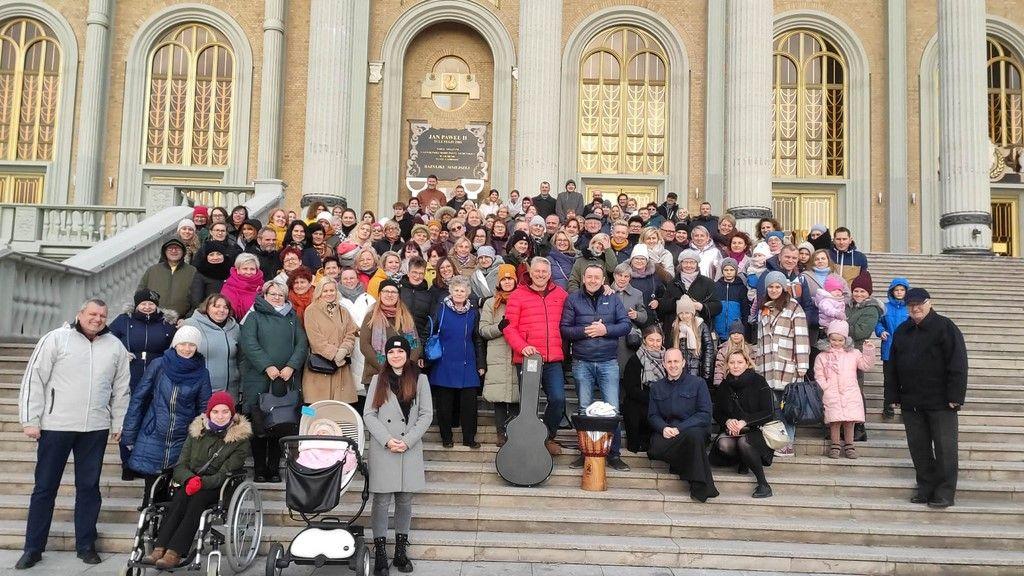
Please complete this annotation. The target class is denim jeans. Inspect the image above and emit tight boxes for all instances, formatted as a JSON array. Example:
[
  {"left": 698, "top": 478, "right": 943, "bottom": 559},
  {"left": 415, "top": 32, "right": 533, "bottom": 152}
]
[
  {"left": 573, "top": 359, "right": 622, "bottom": 458},
  {"left": 517, "top": 362, "right": 566, "bottom": 439}
]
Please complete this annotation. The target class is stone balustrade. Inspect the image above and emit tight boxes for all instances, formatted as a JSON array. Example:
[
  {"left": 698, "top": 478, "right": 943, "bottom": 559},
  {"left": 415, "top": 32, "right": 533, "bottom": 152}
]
[
  {"left": 0, "top": 179, "right": 286, "bottom": 339},
  {"left": 0, "top": 204, "right": 147, "bottom": 259}
]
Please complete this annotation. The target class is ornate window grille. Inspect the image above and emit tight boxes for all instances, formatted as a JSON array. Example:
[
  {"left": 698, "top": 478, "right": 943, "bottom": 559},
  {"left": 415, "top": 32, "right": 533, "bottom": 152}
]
[
  {"left": 577, "top": 26, "right": 667, "bottom": 175},
  {"left": 0, "top": 17, "right": 61, "bottom": 203},
  {"left": 987, "top": 36, "right": 1023, "bottom": 148},
  {"left": 772, "top": 30, "right": 847, "bottom": 178},
  {"left": 142, "top": 23, "right": 235, "bottom": 167}
]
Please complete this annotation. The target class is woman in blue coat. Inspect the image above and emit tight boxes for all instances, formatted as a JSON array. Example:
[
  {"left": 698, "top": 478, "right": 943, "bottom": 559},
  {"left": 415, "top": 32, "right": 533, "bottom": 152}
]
[
  {"left": 429, "top": 275, "right": 485, "bottom": 448},
  {"left": 120, "top": 325, "right": 212, "bottom": 501}
]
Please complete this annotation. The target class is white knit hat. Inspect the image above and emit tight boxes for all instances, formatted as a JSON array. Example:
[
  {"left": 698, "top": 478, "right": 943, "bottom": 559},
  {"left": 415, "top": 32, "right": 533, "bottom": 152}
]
[
  {"left": 171, "top": 325, "right": 203, "bottom": 348},
  {"left": 177, "top": 218, "right": 196, "bottom": 231},
  {"left": 316, "top": 211, "right": 333, "bottom": 222}
]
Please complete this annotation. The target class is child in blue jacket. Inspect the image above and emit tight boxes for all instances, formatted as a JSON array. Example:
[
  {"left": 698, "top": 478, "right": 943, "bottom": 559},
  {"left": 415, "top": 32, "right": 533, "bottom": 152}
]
[{"left": 875, "top": 277, "right": 910, "bottom": 418}]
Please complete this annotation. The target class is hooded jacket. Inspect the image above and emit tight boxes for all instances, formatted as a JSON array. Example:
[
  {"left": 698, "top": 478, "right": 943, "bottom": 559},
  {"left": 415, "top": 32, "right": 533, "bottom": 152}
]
[
  {"left": 19, "top": 322, "right": 131, "bottom": 432},
  {"left": 568, "top": 246, "right": 617, "bottom": 292},
  {"left": 560, "top": 287, "right": 631, "bottom": 362},
  {"left": 814, "top": 339, "right": 875, "bottom": 424},
  {"left": 120, "top": 349, "right": 212, "bottom": 475},
  {"left": 108, "top": 305, "right": 178, "bottom": 389},
  {"left": 829, "top": 243, "right": 869, "bottom": 284},
  {"left": 875, "top": 278, "right": 911, "bottom": 361},
  {"left": 713, "top": 276, "right": 750, "bottom": 339},
  {"left": 502, "top": 280, "right": 569, "bottom": 363},
  {"left": 846, "top": 297, "right": 884, "bottom": 349},
  {"left": 547, "top": 249, "right": 575, "bottom": 291},
  {"left": 137, "top": 239, "right": 197, "bottom": 317},
  {"left": 429, "top": 300, "right": 485, "bottom": 389},
  {"left": 173, "top": 414, "right": 252, "bottom": 489},
  {"left": 183, "top": 311, "right": 240, "bottom": 394}
]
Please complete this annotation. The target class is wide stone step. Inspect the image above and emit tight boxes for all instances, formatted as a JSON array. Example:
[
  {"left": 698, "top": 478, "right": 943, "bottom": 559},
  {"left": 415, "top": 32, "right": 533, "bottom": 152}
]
[{"left": 864, "top": 393, "right": 1024, "bottom": 414}]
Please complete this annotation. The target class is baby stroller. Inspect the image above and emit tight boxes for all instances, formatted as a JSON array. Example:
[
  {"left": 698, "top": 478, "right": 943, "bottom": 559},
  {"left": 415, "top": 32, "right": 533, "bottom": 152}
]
[
  {"left": 266, "top": 400, "right": 370, "bottom": 575},
  {"left": 119, "top": 466, "right": 263, "bottom": 575}
]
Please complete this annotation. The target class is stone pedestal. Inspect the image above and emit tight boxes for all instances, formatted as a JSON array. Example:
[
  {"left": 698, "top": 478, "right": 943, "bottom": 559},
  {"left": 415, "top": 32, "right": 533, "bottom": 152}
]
[
  {"left": 723, "top": 0, "right": 774, "bottom": 236},
  {"left": 937, "top": 0, "right": 992, "bottom": 253}
]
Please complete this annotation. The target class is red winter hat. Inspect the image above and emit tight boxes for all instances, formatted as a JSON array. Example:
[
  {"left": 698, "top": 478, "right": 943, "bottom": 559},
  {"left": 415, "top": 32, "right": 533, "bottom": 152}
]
[
  {"left": 193, "top": 205, "right": 209, "bottom": 218},
  {"left": 206, "top": 391, "right": 235, "bottom": 419}
]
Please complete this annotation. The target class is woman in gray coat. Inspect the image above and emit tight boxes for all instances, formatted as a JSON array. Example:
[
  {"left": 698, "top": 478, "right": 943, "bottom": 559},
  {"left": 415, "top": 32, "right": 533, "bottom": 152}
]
[
  {"left": 363, "top": 336, "right": 432, "bottom": 576},
  {"left": 183, "top": 293, "right": 240, "bottom": 395},
  {"left": 612, "top": 263, "right": 649, "bottom": 372}
]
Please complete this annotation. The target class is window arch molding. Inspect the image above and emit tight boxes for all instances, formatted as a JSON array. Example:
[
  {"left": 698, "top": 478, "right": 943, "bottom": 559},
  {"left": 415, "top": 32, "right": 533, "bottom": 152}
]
[
  {"left": 117, "top": 3, "right": 252, "bottom": 207},
  {"left": 0, "top": 0, "right": 77, "bottom": 204},
  {"left": 773, "top": 10, "right": 871, "bottom": 247},
  {"left": 918, "top": 16, "right": 1024, "bottom": 254},
  {"left": 559, "top": 6, "right": 690, "bottom": 197}
]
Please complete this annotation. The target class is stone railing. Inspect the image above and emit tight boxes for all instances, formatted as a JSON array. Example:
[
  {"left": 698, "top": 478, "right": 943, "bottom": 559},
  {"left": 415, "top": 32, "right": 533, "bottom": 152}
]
[
  {"left": 147, "top": 183, "right": 257, "bottom": 212},
  {"left": 0, "top": 179, "right": 286, "bottom": 339},
  {"left": 0, "top": 204, "right": 148, "bottom": 259}
]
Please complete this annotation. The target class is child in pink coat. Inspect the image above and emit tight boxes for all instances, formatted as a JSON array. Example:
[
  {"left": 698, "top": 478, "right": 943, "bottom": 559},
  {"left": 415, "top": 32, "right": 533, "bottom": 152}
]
[
  {"left": 812, "top": 276, "right": 848, "bottom": 333},
  {"left": 295, "top": 418, "right": 358, "bottom": 473},
  {"left": 814, "top": 320, "right": 876, "bottom": 459}
]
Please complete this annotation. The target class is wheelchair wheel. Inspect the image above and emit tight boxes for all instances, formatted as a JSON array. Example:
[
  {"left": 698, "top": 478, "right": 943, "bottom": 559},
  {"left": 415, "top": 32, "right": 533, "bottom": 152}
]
[
  {"left": 225, "top": 480, "right": 263, "bottom": 572},
  {"left": 118, "top": 564, "right": 143, "bottom": 576},
  {"left": 265, "top": 542, "right": 284, "bottom": 576}
]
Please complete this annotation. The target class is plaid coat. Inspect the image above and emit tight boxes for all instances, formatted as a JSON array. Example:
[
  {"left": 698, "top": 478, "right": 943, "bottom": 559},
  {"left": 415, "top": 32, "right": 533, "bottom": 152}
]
[{"left": 756, "top": 299, "right": 810, "bottom": 391}]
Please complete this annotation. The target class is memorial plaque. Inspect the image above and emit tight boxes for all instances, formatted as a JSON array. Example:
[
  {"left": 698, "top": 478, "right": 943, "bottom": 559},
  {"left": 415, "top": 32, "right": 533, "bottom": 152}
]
[{"left": 406, "top": 122, "right": 488, "bottom": 181}]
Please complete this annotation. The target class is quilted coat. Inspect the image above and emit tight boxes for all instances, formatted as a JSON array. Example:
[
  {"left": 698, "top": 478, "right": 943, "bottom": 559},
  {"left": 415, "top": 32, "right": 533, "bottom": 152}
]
[
  {"left": 875, "top": 277, "right": 911, "bottom": 361},
  {"left": 478, "top": 297, "right": 518, "bottom": 404},
  {"left": 108, "top": 306, "right": 178, "bottom": 390},
  {"left": 238, "top": 296, "right": 309, "bottom": 410},
  {"left": 173, "top": 414, "right": 252, "bottom": 489},
  {"left": 429, "top": 301, "right": 485, "bottom": 389},
  {"left": 814, "top": 340, "right": 876, "bottom": 424},
  {"left": 502, "top": 280, "right": 569, "bottom": 364}
]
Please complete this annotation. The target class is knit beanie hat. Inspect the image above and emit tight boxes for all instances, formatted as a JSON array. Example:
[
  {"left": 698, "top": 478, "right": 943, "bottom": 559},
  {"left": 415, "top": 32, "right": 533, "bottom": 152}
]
[
  {"left": 177, "top": 219, "right": 196, "bottom": 231},
  {"left": 810, "top": 223, "right": 827, "bottom": 235},
  {"left": 752, "top": 243, "right": 772, "bottom": 258},
  {"left": 378, "top": 278, "right": 401, "bottom": 294},
  {"left": 763, "top": 270, "right": 788, "bottom": 289},
  {"left": 766, "top": 231, "right": 785, "bottom": 242},
  {"left": 676, "top": 295, "right": 697, "bottom": 316},
  {"left": 729, "top": 320, "right": 745, "bottom": 336},
  {"left": 476, "top": 245, "right": 496, "bottom": 259},
  {"left": 797, "top": 241, "right": 815, "bottom": 254},
  {"left": 675, "top": 221, "right": 689, "bottom": 231},
  {"left": 509, "top": 230, "right": 530, "bottom": 247},
  {"left": 720, "top": 257, "right": 738, "bottom": 272},
  {"left": 679, "top": 248, "right": 700, "bottom": 263},
  {"left": 827, "top": 320, "right": 850, "bottom": 338},
  {"left": 206, "top": 391, "right": 235, "bottom": 419},
  {"left": 630, "top": 244, "right": 650, "bottom": 261},
  {"left": 497, "top": 264, "right": 517, "bottom": 283},
  {"left": 316, "top": 211, "right": 333, "bottom": 223},
  {"left": 134, "top": 289, "right": 160, "bottom": 307},
  {"left": 193, "top": 205, "right": 209, "bottom": 218},
  {"left": 850, "top": 270, "right": 873, "bottom": 295},
  {"left": 529, "top": 215, "right": 545, "bottom": 227},
  {"left": 171, "top": 325, "right": 203, "bottom": 348},
  {"left": 384, "top": 335, "right": 410, "bottom": 355},
  {"left": 824, "top": 277, "right": 846, "bottom": 293}
]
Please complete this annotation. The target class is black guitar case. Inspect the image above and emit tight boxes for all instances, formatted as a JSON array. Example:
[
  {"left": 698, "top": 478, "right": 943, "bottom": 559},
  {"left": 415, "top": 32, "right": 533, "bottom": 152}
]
[{"left": 495, "top": 355, "right": 553, "bottom": 486}]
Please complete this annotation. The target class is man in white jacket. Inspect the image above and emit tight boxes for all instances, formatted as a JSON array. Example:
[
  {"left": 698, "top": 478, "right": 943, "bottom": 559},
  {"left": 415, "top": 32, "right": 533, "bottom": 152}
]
[{"left": 16, "top": 299, "right": 131, "bottom": 569}]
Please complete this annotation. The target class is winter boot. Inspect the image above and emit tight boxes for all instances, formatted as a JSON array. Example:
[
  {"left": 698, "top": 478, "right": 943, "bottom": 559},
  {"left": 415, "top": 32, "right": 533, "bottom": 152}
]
[
  {"left": 392, "top": 533, "right": 414, "bottom": 573},
  {"left": 373, "top": 537, "right": 389, "bottom": 576}
]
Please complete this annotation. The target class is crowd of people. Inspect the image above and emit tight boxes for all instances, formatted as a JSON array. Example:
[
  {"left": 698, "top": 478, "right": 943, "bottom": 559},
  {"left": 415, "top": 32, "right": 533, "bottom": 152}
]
[{"left": 14, "top": 176, "right": 969, "bottom": 575}]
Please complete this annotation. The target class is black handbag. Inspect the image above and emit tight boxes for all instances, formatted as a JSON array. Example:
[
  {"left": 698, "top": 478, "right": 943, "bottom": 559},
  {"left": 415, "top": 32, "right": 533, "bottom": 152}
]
[
  {"left": 255, "top": 386, "right": 302, "bottom": 437},
  {"left": 781, "top": 377, "right": 825, "bottom": 425},
  {"left": 306, "top": 353, "right": 339, "bottom": 375}
]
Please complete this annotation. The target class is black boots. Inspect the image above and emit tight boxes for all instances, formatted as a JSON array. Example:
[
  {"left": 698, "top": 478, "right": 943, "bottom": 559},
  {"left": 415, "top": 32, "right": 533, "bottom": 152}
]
[
  {"left": 373, "top": 537, "right": 389, "bottom": 576},
  {"left": 392, "top": 533, "right": 414, "bottom": 573}
]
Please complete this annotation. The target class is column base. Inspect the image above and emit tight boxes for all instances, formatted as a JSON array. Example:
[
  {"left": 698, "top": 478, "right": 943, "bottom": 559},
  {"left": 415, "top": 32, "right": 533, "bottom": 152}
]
[
  {"left": 939, "top": 218, "right": 992, "bottom": 254},
  {"left": 941, "top": 247, "right": 994, "bottom": 255},
  {"left": 728, "top": 206, "right": 773, "bottom": 237}
]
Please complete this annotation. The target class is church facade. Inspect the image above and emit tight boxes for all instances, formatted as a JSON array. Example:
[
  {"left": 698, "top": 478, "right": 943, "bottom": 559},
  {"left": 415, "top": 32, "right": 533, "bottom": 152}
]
[{"left": 4, "top": 0, "right": 1024, "bottom": 255}]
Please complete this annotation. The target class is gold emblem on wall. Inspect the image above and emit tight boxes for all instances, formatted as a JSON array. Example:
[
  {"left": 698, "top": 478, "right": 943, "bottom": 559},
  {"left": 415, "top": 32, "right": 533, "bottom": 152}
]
[{"left": 422, "top": 55, "right": 479, "bottom": 112}]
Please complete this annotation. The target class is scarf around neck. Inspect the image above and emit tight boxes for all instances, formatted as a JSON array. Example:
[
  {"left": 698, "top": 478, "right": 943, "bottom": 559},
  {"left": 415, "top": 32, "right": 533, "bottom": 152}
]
[
  {"left": 444, "top": 295, "right": 471, "bottom": 314},
  {"left": 679, "top": 270, "right": 699, "bottom": 288},
  {"left": 161, "top": 347, "right": 207, "bottom": 389},
  {"left": 636, "top": 346, "right": 666, "bottom": 385},
  {"left": 338, "top": 282, "right": 366, "bottom": 303}
]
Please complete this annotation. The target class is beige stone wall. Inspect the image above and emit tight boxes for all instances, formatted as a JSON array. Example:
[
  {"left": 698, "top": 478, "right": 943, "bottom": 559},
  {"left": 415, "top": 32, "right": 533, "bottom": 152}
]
[{"left": 398, "top": 22, "right": 494, "bottom": 205}]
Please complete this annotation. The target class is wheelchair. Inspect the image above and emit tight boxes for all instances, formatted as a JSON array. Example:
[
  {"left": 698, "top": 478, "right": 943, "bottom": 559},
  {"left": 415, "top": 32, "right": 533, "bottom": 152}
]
[{"left": 119, "top": 468, "right": 263, "bottom": 576}]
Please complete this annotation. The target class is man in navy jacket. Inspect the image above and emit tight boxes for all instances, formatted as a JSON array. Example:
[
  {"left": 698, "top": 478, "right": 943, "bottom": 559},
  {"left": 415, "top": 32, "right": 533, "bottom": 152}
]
[{"left": 561, "top": 264, "right": 632, "bottom": 471}]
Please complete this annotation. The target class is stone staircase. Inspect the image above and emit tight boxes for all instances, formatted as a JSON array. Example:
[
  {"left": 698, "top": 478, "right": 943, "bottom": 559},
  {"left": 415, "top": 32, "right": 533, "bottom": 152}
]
[{"left": 0, "top": 253, "right": 1022, "bottom": 574}]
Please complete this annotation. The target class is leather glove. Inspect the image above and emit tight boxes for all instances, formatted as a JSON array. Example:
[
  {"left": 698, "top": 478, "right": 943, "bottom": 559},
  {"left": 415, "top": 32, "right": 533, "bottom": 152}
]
[
  {"left": 185, "top": 475, "right": 203, "bottom": 496},
  {"left": 498, "top": 318, "right": 510, "bottom": 331}
]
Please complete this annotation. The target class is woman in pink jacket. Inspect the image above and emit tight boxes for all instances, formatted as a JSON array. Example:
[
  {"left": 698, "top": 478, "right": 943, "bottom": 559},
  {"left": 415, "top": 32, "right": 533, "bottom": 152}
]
[{"left": 814, "top": 320, "right": 876, "bottom": 459}]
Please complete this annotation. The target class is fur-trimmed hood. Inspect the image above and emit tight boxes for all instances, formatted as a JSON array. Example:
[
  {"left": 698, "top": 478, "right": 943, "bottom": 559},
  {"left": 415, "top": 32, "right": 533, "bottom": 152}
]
[
  {"left": 188, "top": 413, "right": 252, "bottom": 442},
  {"left": 119, "top": 303, "right": 179, "bottom": 325}
]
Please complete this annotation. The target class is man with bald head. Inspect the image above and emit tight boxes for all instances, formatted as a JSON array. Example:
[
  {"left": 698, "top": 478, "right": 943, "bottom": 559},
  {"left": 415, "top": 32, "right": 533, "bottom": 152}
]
[{"left": 646, "top": 347, "right": 718, "bottom": 502}]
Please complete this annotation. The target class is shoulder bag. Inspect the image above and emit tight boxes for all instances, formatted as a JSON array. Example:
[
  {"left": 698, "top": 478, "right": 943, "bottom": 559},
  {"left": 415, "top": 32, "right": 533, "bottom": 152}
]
[
  {"left": 425, "top": 306, "right": 445, "bottom": 361},
  {"left": 307, "top": 353, "right": 339, "bottom": 375},
  {"left": 760, "top": 420, "right": 791, "bottom": 450}
]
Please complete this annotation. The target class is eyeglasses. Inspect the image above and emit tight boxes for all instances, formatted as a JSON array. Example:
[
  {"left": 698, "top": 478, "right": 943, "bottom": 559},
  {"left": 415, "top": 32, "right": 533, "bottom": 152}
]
[
  {"left": 283, "top": 257, "right": 300, "bottom": 263},
  {"left": 266, "top": 292, "right": 287, "bottom": 299},
  {"left": 380, "top": 289, "right": 399, "bottom": 296},
  {"left": 450, "top": 225, "right": 464, "bottom": 231}
]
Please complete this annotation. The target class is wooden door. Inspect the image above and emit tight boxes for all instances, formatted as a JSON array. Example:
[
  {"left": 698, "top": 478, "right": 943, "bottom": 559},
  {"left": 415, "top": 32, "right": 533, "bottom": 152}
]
[{"left": 772, "top": 191, "right": 837, "bottom": 243}]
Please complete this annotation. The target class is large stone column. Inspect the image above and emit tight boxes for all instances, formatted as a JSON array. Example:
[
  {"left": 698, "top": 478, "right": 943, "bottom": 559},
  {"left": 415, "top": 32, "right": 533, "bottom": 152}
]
[
  {"left": 301, "top": 1, "right": 354, "bottom": 200},
  {"left": 723, "top": 0, "right": 774, "bottom": 236},
  {"left": 256, "top": 0, "right": 286, "bottom": 180},
  {"left": 73, "top": 0, "right": 114, "bottom": 206},
  {"left": 887, "top": 0, "right": 909, "bottom": 253},
  {"left": 514, "top": 0, "right": 562, "bottom": 194},
  {"left": 937, "top": 0, "right": 992, "bottom": 253}
]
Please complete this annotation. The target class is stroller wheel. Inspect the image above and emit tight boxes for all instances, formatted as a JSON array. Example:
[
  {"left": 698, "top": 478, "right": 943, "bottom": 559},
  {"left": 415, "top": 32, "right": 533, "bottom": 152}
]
[
  {"left": 265, "top": 542, "right": 284, "bottom": 576},
  {"left": 355, "top": 546, "right": 370, "bottom": 576}
]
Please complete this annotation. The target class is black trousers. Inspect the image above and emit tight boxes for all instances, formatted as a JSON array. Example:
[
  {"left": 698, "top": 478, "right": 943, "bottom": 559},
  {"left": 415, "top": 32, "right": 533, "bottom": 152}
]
[
  {"left": 251, "top": 436, "right": 282, "bottom": 476},
  {"left": 435, "top": 386, "right": 478, "bottom": 444},
  {"left": 621, "top": 386, "right": 652, "bottom": 453},
  {"left": 902, "top": 408, "right": 959, "bottom": 502},
  {"left": 155, "top": 488, "right": 220, "bottom": 554},
  {"left": 648, "top": 427, "right": 716, "bottom": 489}
]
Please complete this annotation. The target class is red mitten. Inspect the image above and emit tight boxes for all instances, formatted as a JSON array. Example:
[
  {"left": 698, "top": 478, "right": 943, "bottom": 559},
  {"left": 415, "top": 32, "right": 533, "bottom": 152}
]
[{"left": 185, "top": 475, "right": 203, "bottom": 496}]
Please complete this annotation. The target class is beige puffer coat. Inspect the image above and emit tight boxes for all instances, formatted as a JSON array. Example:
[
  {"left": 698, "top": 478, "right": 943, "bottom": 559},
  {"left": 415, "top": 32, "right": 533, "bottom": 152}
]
[{"left": 478, "top": 297, "right": 519, "bottom": 404}]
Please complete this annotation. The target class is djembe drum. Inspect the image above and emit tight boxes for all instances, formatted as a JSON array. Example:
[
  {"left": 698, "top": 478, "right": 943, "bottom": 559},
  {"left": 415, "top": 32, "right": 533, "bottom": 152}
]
[{"left": 571, "top": 413, "right": 622, "bottom": 491}]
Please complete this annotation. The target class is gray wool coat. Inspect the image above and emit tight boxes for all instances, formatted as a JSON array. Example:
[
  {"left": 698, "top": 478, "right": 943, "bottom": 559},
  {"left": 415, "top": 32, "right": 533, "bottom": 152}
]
[
  {"left": 614, "top": 284, "right": 649, "bottom": 372},
  {"left": 363, "top": 373, "right": 433, "bottom": 493}
]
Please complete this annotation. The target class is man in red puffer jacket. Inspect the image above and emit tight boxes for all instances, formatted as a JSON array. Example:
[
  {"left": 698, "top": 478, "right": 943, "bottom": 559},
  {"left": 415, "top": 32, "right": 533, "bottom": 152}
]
[{"left": 501, "top": 257, "right": 568, "bottom": 455}]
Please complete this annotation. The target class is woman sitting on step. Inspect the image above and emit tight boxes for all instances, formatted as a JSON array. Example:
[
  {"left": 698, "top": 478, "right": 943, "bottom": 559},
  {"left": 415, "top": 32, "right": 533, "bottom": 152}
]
[{"left": 711, "top": 349, "right": 775, "bottom": 498}]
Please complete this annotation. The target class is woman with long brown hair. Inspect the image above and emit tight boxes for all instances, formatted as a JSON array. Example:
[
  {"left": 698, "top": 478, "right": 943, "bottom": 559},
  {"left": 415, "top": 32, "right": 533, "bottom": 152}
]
[
  {"left": 359, "top": 278, "right": 421, "bottom": 387},
  {"left": 363, "top": 336, "right": 431, "bottom": 576}
]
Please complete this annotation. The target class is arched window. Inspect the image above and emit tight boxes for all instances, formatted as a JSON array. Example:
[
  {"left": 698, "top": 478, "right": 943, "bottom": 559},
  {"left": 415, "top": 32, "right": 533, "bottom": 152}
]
[
  {"left": 987, "top": 36, "right": 1023, "bottom": 148},
  {"left": 143, "top": 23, "right": 234, "bottom": 167},
  {"left": 0, "top": 17, "right": 61, "bottom": 203},
  {"left": 578, "top": 26, "right": 667, "bottom": 175},
  {"left": 772, "top": 30, "right": 846, "bottom": 178}
]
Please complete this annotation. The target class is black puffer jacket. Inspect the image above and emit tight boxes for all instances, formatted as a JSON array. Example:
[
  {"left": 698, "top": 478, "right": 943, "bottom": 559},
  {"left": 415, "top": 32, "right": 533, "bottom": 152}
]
[
  {"left": 656, "top": 275, "right": 722, "bottom": 338},
  {"left": 400, "top": 276, "right": 436, "bottom": 346}
]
